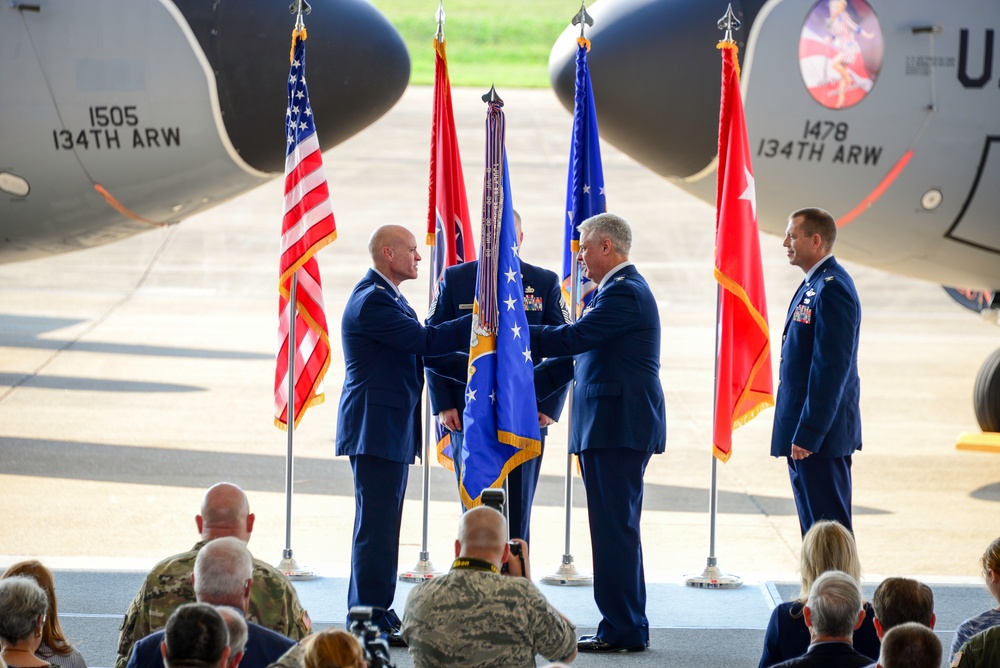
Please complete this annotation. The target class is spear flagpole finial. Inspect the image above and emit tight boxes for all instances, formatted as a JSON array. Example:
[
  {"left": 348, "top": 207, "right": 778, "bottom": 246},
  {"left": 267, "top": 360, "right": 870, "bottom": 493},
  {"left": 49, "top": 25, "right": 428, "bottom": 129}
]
[
  {"left": 717, "top": 3, "right": 741, "bottom": 43},
  {"left": 436, "top": 0, "right": 445, "bottom": 42},
  {"left": 289, "top": 0, "right": 311, "bottom": 30},
  {"left": 572, "top": 1, "right": 594, "bottom": 39},
  {"left": 482, "top": 84, "right": 503, "bottom": 105}
]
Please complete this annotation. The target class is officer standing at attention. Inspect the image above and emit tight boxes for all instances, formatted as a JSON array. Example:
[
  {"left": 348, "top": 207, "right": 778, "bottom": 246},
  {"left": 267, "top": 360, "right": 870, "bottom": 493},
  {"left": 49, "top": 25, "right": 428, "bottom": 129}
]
[{"left": 771, "top": 207, "right": 862, "bottom": 537}]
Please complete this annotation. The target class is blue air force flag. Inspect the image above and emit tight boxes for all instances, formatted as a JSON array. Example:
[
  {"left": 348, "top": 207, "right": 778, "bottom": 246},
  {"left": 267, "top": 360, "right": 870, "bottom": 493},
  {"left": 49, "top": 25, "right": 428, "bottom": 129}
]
[
  {"left": 459, "top": 98, "right": 541, "bottom": 508},
  {"left": 562, "top": 37, "right": 607, "bottom": 314}
]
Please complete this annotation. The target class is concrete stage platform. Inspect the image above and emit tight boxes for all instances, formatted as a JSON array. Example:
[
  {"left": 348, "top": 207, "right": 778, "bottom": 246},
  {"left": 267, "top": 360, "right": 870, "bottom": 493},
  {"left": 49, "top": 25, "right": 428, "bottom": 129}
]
[
  {"left": 2, "top": 86, "right": 1000, "bottom": 667},
  {"left": 49, "top": 569, "right": 996, "bottom": 668}
]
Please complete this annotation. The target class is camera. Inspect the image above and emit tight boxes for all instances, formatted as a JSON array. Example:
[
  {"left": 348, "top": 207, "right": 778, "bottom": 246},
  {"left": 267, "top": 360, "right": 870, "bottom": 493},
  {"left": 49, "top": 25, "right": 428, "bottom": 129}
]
[
  {"left": 481, "top": 488, "right": 506, "bottom": 515},
  {"left": 480, "top": 488, "right": 526, "bottom": 576},
  {"left": 346, "top": 606, "right": 396, "bottom": 668}
]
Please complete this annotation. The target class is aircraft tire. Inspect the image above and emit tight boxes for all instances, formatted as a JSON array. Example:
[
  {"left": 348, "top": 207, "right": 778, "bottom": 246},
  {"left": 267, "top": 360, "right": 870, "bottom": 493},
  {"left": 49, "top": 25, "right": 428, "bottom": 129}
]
[{"left": 974, "top": 347, "right": 1000, "bottom": 433}]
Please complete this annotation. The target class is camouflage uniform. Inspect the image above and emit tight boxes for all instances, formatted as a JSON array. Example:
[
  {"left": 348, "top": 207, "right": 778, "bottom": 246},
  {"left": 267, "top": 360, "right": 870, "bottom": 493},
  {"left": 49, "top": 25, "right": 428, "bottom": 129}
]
[
  {"left": 400, "top": 561, "right": 576, "bottom": 668},
  {"left": 116, "top": 541, "right": 310, "bottom": 668}
]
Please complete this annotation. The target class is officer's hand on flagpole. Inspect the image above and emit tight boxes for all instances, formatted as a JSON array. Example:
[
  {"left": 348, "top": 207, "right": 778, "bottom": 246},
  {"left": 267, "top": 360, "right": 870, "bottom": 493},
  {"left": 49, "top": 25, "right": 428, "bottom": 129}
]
[
  {"left": 537, "top": 412, "right": 555, "bottom": 428},
  {"left": 438, "top": 408, "right": 462, "bottom": 432}
]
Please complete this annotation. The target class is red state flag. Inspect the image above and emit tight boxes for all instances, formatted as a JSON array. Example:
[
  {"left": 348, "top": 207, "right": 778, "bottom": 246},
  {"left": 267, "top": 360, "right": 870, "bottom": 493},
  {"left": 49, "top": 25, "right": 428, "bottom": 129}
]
[
  {"left": 713, "top": 41, "right": 774, "bottom": 461},
  {"left": 427, "top": 38, "right": 475, "bottom": 468},
  {"left": 427, "top": 38, "right": 475, "bottom": 286}
]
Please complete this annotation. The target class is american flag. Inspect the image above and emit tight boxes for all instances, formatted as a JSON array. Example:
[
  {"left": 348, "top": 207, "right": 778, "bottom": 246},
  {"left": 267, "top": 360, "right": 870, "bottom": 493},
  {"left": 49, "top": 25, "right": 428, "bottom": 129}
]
[{"left": 274, "top": 28, "right": 337, "bottom": 430}]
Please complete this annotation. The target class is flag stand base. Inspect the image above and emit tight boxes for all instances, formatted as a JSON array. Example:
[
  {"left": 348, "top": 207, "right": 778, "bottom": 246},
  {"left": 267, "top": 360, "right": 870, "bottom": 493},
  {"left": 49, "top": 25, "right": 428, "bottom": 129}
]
[
  {"left": 540, "top": 555, "right": 593, "bottom": 586},
  {"left": 399, "top": 552, "right": 444, "bottom": 583},
  {"left": 684, "top": 558, "right": 742, "bottom": 589},
  {"left": 278, "top": 549, "right": 316, "bottom": 580}
]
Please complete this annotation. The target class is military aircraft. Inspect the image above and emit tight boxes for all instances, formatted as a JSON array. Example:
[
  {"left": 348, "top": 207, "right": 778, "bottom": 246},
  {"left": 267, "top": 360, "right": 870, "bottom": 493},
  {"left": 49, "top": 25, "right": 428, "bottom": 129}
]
[
  {"left": 549, "top": 0, "right": 1000, "bottom": 432},
  {"left": 0, "top": 0, "right": 409, "bottom": 263}
]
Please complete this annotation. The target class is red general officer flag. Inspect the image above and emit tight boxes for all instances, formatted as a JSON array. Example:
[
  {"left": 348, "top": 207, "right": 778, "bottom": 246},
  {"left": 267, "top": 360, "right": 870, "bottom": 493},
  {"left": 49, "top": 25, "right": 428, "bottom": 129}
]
[
  {"left": 713, "top": 41, "right": 774, "bottom": 461},
  {"left": 275, "top": 27, "right": 337, "bottom": 430}
]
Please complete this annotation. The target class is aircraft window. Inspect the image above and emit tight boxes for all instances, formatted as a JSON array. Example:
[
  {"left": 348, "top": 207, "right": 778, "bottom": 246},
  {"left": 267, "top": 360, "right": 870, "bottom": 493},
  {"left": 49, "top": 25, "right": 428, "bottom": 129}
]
[{"left": 0, "top": 172, "right": 29, "bottom": 197}]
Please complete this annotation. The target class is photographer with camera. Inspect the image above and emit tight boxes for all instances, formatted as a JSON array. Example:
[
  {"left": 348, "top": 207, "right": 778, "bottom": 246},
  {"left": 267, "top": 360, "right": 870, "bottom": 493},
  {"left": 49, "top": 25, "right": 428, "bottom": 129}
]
[{"left": 401, "top": 506, "right": 576, "bottom": 667}]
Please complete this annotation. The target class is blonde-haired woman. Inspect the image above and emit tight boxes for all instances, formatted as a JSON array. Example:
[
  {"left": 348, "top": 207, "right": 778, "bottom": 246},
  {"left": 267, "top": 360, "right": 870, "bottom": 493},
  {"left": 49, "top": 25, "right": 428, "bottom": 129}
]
[{"left": 758, "top": 520, "right": 879, "bottom": 667}]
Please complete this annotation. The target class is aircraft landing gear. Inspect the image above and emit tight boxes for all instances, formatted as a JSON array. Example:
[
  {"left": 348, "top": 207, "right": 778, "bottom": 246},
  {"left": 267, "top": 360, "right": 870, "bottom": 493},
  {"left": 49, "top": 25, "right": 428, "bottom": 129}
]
[{"left": 974, "top": 348, "right": 1000, "bottom": 433}]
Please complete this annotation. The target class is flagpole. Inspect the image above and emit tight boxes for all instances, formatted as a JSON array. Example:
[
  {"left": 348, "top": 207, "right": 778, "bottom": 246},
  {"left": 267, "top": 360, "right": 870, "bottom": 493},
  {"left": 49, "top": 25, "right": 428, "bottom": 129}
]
[
  {"left": 684, "top": 3, "right": 745, "bottom": 590},
  {"left": 274, "top": 1, "right": 319, "bottom": 581},
  {"left": 398, "top": 259, "right": 446, "bottom": 583},
  {"left": 540, "top": 1, "right": 596, "bottom": 589},
  {"left": 399, "top": 1, "right": 450, "bottom": 584},
  {"left": 278, "top": 273, "right": 315, "bottom": 578},
  {"left": 540, "top": 241, "right": 592, "bottom": 587}
]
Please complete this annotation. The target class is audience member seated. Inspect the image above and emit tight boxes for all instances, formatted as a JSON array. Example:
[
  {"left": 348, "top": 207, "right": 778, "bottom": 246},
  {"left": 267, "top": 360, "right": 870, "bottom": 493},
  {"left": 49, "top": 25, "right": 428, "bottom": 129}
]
[
  {"left": 401, "top": 506, "right": 576, "bottom": 667},
  {"left": 117, "top": 482, "right": 310, "bottom": 668},
  {"left": 870, "top": 577, "right": 935, "bottom": 638},
  {"left": 2, "top": 562, "right": 86, "bottom": 668},
  {"left": 302, "top": 629, "right": 365, "bottom": 668},
  {"left": 160, "top": 604, "right": 229, "bottom": 668},
  {"left": 953, "top": 625, "right": 1000, "bottom": 668},
  {"left": 214, "top": 608, "right": 247, "bottom": 668},
  {"left": 876, "top": 622, "right": 940, "bottom": 668},
  {"left": 772, "top": 570, "right": 871, "bottom": 667},
  {"left": 0, "top": 577, "right": 60, "bottom": 668},
  {"left": 759, "top": 520, "right": 879, "bottom": 667},
  {"left": 951, "top": 536, "right": 1000, "bottom": 661},
  {"left": 127, "top": 537, "right": 294, "bottom": 668}
]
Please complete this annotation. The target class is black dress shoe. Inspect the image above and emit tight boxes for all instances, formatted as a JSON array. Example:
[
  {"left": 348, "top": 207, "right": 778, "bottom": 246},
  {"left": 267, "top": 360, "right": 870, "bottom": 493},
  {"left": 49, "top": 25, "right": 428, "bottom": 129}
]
[
  {"left": 385, "top": 629, "right": 407, "bottom": 647},
  {"left": 576, "top": 635, "right": 647, "bottom": 653}
]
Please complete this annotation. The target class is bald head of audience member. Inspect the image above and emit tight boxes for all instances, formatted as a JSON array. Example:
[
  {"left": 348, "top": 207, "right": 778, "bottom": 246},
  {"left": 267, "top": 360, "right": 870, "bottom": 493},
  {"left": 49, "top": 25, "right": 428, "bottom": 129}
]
[
  {"left": 872, "top": 577, "right": 935, "bottom": 637},
  {"left": 193, "top": 536, "right": 254, "bottom": 613},
  {"left": 213, "top": 606, "right": 247, "bottom": 668},
  {"left": 195, "top": 483, "right": 255, "bottom": 544},
  {"left": 160, "top": 603, "right": 230, "bottom": 668},
  {"left": 455, "top": 506, "right": 509, "bottom": 568},
  {"left": 803, "top": 570, "right": 865, "bottom": 644},
  {"left": 369, "top": 225, "right": 420, "bottom": 286},
  {"left": 877, "top": 621, "right": 941, "bottom": 668}
]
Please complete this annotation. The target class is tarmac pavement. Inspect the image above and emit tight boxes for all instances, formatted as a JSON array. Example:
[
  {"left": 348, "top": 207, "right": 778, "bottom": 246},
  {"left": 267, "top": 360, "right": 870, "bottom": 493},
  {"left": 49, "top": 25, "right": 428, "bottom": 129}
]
[{"left": 2, "top": 86, "right": 1000, "bottom": 667}]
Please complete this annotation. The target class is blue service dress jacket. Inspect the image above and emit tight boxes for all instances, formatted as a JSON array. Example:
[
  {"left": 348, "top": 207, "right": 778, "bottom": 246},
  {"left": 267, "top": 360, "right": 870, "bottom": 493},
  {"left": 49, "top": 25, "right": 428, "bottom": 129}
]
[
  {"left": 126, "top": 621, "right": 295, "bottom": 668},
  {"left": 335, "top": 269, "right": 472, "bottom": 463},
  {"left": 424, "top": 259, "right": 571, "bottom": 422},
  {"left": 530, "top": 264, "right": 666, "bottom": 454},
  {"left": 770, "top": 257, "right": 862, "bottom": 458}
]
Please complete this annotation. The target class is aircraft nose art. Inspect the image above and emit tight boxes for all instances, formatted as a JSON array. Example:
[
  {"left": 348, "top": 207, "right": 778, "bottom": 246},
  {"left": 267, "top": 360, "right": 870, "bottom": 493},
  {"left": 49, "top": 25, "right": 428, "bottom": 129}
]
[
  {"left": 549, "top": 0, "right": 765, "bottom": 179},
  {"left": 172, "top": 0, "right": 410, "bottom": 175}
]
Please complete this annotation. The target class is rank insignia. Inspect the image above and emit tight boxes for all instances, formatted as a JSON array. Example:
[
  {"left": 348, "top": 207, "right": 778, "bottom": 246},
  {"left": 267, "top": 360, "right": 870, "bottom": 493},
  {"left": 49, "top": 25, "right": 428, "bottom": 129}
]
[
  {"left": 793, "top": 304, "right": 812, "bottom": 324},
  {"left": 615, "top": 276, "right": 625, "bottom": 282},
  {"left": 824, "top": 276, "right": 835, "bottom": 282}
]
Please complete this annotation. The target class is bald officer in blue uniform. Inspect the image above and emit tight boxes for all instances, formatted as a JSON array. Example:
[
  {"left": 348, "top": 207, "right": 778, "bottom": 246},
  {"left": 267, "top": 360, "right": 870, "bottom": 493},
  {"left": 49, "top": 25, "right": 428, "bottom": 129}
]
[
  {"left": 336, "top": 224, "right": 471, "bottom": 641},
  {"left": 425, "top": 211, "right": 571, "bottom": 545},
  {"left": 531, "top": 212, "right": 666, "bottom": 654},
  {"left": 771, "top": 207, "right": 862, "bottom": 537}
]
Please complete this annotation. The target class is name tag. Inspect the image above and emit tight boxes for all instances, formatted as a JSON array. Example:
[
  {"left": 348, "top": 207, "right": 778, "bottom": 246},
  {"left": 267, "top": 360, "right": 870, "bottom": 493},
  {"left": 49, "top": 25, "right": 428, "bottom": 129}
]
[{"left": 459, "top": 303, "right": 473, "bottom": 310}]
